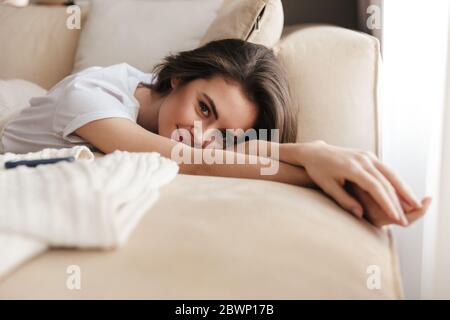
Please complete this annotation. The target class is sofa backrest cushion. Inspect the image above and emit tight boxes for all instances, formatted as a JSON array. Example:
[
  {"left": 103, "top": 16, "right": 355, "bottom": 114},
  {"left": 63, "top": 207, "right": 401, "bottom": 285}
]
[
  {"left": 72, "top": 0, "right": 223, "bottom": 74},
  {"left": 275, "top": 25, "right": 381, "bottom": 154},
  {"left": 0, "top": 4, "right": 85, "bottom": 89}
]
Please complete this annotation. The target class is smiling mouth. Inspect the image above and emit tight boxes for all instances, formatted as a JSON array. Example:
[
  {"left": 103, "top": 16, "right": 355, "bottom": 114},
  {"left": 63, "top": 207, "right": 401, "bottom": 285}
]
[
  {"left": 176, "top": 125, "right": 184, "bottom": 142},
  {"left": 176, "top": 125, "right": 183, "bottom": 142}
]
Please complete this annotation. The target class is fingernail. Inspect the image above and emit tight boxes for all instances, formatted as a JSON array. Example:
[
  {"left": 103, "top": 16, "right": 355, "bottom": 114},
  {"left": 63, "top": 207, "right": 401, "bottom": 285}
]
[
  {"left": 410, "top": 197, "right": 422, "bottom": 208},
  {"left": 390, "top": 207, "right": 400, "bottom": 221},
  {"left": 394, "top": 200, "right": 404, "bottom": 222},
  {"left": 401, "top": 215, "right": 409, "bottom": 226},
  {"left": 352, "top": 207, "right": 363, "bottom": 218},
  {"left": 420, "top": 197, "right": 432, "bottom": 209}
]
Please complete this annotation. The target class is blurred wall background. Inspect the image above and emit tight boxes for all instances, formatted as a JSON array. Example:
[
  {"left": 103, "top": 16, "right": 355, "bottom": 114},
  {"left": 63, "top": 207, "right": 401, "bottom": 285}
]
[
  {"left": 282, "top": 0, "right": 382, "bottom": 44},
  {"left": 282, "top": 0, "right": 358, "bottom": 28}
]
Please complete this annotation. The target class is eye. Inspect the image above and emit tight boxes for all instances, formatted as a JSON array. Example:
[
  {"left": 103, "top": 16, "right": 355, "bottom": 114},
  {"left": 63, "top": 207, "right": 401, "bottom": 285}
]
[{"left": 198, "top": 101, "right": 210, "bottom": 117}]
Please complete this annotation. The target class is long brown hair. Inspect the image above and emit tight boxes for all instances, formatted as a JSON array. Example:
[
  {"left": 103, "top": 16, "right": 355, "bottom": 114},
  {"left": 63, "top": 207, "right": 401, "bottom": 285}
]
[{"left": 143, "top": 39, "right": 297, "bottom": 143}]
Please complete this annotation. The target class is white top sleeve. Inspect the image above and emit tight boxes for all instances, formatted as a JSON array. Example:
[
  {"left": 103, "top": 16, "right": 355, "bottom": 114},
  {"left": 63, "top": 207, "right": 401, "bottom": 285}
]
[
  {"left": 1, "top": 63, "right": 154, "bottom": 154},
  {"left": 57, "top": 79, "right": 136, "bottom": 143}
]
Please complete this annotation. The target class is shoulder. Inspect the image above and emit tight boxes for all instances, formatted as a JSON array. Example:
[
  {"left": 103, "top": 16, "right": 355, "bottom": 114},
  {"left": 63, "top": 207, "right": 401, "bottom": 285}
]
[
  {"left": 119, "top": 63, "right": 156, "bottom": 84},
  {"left": 66, "top": 63, "right": 132, "bottom": 86},
  {"left": 62, "top": 64, "right": 134, "bottom": 100}
]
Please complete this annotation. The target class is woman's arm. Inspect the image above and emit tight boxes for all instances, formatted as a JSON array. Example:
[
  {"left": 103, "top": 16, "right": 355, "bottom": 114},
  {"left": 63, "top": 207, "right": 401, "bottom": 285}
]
[
  {"left": 75, "top": 118, "right": 427, "bottom": 227},
  {"left": 74, "top": 118, "right": 315, "bottom": 187}
]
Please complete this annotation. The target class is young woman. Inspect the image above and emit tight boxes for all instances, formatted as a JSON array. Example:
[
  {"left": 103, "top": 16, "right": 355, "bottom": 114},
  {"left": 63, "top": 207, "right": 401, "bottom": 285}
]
[{"left": 0, "top": 39, "right": 431, "bottom": 227}]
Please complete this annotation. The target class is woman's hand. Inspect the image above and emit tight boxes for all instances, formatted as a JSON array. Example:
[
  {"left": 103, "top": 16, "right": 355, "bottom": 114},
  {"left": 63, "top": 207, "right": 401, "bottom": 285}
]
[
  {"left": 283, "top": 140, "right": 423, "bottom": 226},
  {"left": 346, "top": 182, "right": 432, "bottom": 227}
]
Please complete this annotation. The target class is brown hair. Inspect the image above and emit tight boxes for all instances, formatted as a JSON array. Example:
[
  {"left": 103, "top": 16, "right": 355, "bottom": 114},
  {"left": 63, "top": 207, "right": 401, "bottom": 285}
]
[{"left": 143, "top": 39, "right": 297, "bottom": 143}]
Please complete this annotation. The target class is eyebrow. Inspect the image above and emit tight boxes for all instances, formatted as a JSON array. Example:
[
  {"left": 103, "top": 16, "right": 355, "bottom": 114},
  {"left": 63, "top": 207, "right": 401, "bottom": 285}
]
[{"left": 201, "top": 92, "right": 219, "bottom": 120}]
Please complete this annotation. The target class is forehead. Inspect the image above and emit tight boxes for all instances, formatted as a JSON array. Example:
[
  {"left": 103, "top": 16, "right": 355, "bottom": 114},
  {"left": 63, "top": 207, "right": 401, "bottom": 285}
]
[{"left": 187, "top": 76, "right": 259, "bottom": 130}]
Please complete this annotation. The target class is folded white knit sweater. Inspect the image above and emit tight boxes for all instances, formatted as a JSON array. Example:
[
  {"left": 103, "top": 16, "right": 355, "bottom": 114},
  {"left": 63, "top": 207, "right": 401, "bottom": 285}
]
[{"left": 0, "top": 146, "right": 178, "bottom": 279}]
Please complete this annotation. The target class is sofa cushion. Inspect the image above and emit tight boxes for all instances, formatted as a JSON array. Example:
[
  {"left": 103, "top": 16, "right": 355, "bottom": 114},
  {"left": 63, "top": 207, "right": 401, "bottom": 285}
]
[
  {"left": 0, "top": 4, "right": 85, "bottom": 90},
  {"left": 200, "top": 0, "right": 284, "bottom": 48},
  {"left": 0, "top": 173, "right": 403, "bottom": 299},
  {"left": 72, "top": 0, "right": 223, "bottom": 73}
]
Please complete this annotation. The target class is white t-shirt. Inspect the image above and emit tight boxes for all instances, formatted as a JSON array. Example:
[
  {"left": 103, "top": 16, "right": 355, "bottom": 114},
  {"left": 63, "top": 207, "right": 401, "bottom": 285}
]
[{"left": 1, "top": 63, "right": 154, "bottom": 154}]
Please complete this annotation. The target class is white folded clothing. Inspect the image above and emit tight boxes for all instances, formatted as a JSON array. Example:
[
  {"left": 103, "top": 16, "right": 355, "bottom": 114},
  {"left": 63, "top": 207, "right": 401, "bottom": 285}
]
[
  {"left": 0, "top": 145, "right": 95, "bottom": 166},
  {"left": 0, "top": 146, "right": 179, "bottom": 280}
]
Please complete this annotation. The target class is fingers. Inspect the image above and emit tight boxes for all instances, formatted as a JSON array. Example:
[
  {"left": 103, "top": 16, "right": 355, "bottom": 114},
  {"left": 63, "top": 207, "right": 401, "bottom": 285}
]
[
  {"left": 349, "top": 168, "right": 401, "bottom": 223},
  {"left": 374, "top": 196, "right": 431, "bottom": 228},
  {"left": 345, "top": 181, "right": 431, "bottom": 228},
  {"left": 373, "top": 160, "right": 421, "bottom": 209},
  {"left": 367, "top": 152, "right": 426, "bottom": 224},
  {"left": 364, "top": 163, "right": 409, "bottom": 226},
  {"left": 400, "top": 197, "right": 413, "bottom": 213},
  {"left": 405, "top": 196, "right": 432, "bottom": 225},
  {"left": 354, "top": 186, "right": 406, "bottom": 227},
  {"left": 321, "top": 181, "right": 364, "bottom": 218},
  {"left": 349, "top": 152, "right": 410, "bottom": 225}
]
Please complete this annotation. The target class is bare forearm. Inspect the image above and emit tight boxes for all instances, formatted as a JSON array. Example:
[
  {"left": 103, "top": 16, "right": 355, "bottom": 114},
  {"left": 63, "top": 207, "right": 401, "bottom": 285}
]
[
  {"left": 74, "top": 118, "right": 313, "bottom": 187},
  {"left": 178, "top": 146, "right": 314, "bottom": 187},
  {"left": 232, "top": 140, "right": 301, "bottom": 165}
]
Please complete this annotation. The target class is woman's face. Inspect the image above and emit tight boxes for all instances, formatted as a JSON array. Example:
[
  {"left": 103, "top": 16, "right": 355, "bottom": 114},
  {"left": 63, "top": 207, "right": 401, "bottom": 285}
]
[{"left": 157, "top": 76, "right": 258, "bottom": 149}]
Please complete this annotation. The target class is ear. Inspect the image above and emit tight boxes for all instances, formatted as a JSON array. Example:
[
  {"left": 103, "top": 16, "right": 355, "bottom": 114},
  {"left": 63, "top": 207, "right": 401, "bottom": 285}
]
[{"left": 171, "top": 76, "right": 179, "bottom": 89}]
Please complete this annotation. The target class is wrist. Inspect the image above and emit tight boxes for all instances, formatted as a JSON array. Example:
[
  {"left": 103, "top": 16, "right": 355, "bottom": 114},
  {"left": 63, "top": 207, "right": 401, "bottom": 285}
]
[
  {"left": 296, "top": 140, "right": 326, "bottom": 166},
  {"left": 279, "top": 142, "right": 298, "bottom": 164},
  {"left": 280, "top": 141, "right": 317, "bottom": 167}
]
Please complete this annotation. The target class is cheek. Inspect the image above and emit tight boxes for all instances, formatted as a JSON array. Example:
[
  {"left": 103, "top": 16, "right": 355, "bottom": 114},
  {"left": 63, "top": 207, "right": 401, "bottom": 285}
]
[
  {"left": 157, "top": 101, "right": 176, "bottom": 138},
  {"left": 157, "top": 94, "right": 196, "bottom": 137}
]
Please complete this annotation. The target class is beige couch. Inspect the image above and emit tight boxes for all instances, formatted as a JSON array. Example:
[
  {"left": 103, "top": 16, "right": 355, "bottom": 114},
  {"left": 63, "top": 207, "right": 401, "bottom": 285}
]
[{"left": 0, "top": 2, "right": 402, "bottom": 299}]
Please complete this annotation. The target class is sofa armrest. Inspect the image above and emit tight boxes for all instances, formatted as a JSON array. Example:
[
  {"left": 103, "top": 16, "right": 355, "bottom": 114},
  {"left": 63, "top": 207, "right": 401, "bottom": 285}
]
[{"left": 275, "top": 24, "right": 382, "bottom": 156}]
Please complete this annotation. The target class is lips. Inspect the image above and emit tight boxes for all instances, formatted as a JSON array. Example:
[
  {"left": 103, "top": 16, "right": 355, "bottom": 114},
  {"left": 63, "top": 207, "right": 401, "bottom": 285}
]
[
  {"left": 175, "top": 125, "right": 183, "bottom": 142},
  {"left": 175, "top": 125, "right": 197, "bottom": 147}
]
